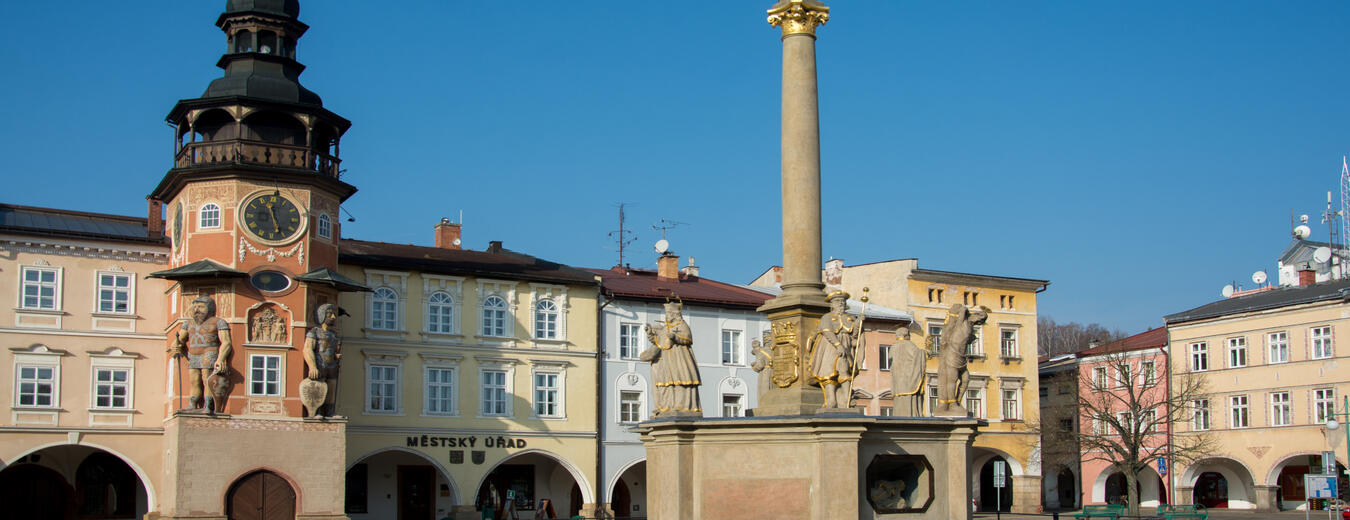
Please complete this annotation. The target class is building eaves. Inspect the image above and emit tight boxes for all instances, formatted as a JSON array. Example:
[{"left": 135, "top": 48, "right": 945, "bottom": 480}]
[
  {"left": 909, "top": 268, "right": 1049, "bottom": 291},
  {"left": 0, "top": 203, "right": 166, "bottom": 246},
  {"left": 586, "top": 267, "right": 771, "bottom": 310},
  {"left": 1164, "top": 278, "right": 1350, "bottom": 325},
  {"left": 338, "top": 238, "right": 598, "bottom": 286}
]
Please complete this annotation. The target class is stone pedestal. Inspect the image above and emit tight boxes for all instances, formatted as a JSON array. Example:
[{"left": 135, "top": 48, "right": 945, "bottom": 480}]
[
  {"left": 1176, "top": 486, "right": 1194, "bottom": 505},
  {"left": 1254, "top": 485, "right": 1281, "bottom": 512},
  {"left": 639, "top": 415, "right": 980, "bottom": 520}
]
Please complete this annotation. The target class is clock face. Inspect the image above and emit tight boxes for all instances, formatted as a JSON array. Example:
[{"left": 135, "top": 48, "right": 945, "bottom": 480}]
[{"left": 241, "top": 193, "right": 303, "bottom": 243}]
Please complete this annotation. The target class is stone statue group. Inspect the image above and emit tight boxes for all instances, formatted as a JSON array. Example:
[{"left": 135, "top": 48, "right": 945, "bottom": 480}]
[
  {"left": 170, "top": 295, "right": 341, "bottom": 418},
  {"left": 642, "top": 292, "right": 989, "bottom": 418}
]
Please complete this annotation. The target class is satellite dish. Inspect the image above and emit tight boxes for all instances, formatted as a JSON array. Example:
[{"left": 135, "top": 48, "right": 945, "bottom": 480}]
[
  {"left": 1315, "top": 247, "right": 1332, "bottom": 264},
  {"left": 1294, "top": 225, "right": 1312, "bottom": 239},
  {"left": 1301, "top": 214, "right": 1311, "bottom": 224},
  {"left": 1252, "top": 271, "right": 1267, "bottom": 285},
  {"left": 1221, "top": 284, "right": 1235, "bottom": 298},
  {"left": 452, "top": 238, "right": 461, "bottom": 246},
  {"left": 654, "top": 239, "right": 669, "bottom": 254}
]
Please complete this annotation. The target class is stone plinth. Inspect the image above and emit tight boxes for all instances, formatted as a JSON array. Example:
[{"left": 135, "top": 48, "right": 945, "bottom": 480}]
[{"left": 639, "top": 415, "right": 980, "bottom": 520}]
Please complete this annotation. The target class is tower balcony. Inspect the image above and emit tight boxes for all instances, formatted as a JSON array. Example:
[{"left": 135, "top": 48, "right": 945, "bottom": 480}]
[{"left": 174, "top": 139, "right": 340, "bottom": 178}]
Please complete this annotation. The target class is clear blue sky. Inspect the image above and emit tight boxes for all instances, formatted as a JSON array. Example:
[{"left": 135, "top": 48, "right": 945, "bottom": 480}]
[{"left": 2, "top": 1, "right": 1348, "bottom": 334}]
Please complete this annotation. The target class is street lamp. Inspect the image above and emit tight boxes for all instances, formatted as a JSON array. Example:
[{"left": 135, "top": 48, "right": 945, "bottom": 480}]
[{"left": 1322, "top": 396, "right": 1350, "bottom": 511}]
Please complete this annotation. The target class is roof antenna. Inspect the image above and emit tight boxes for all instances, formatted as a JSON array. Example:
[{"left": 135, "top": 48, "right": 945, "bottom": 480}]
[
  {"left": 608, "top": 203, "right": 638, "bottom": 267},
  {"left": 652, "top": 218, "right": 687, "bottom": 242}
]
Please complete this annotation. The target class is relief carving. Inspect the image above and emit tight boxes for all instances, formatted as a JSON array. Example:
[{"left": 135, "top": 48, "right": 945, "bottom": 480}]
[{"left": 249, "top": 305, "right": 289, "bottom": 344}]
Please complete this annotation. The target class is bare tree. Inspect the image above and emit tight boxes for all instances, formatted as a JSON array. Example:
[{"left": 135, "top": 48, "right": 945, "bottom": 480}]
[
  {"left": 1038, "top": 317, "right": 1131, "bottom": 357},
  {"left": 1037, "top": 347, "right": 1216, "bottom": 516}
]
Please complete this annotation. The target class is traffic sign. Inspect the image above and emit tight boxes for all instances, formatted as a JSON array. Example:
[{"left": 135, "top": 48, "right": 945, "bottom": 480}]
[
  {"left": 993, "top": 460, "right": 1007, "bottom": 488},
  {"left": 1158, "top": 457, "right": 1167, "bottom": 476}
]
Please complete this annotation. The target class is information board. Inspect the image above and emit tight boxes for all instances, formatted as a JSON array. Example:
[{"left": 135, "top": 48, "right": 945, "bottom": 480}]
[
  {"left": 1305, "top": 474, "right": 1337, "bottom": 499},
  {"left": 993, "top": 460, "right": 1006, "bottom": 488}
]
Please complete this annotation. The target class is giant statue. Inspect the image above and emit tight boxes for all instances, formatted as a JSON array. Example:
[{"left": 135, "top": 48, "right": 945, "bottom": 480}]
[
  {"left": 934, "top": 304, "right": 988, "bottom": 416},
  {"left": 301, "top": 303, "right": 342, "bottom": 417},
  {"left": 640, "top": 301, "right": 702, "bottom": 416},
  {"left": 809, "top": 291, "right": 864, "bottom": 409},
  {"left": 172, "top": 295, "right": 233, "bottom": 413},
  {"left": 889, "top": 326, "right": 927, "bottom": 416}
]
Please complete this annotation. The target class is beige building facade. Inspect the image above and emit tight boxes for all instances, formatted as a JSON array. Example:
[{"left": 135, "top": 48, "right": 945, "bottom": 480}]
[{"left": 1165, "top": 279, "right": 1350, "bottom": 511}]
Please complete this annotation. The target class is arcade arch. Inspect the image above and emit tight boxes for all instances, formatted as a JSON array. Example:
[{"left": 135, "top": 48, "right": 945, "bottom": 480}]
[
  {"left": 1093, "top": 466, "right": 1166, "bottom": 507},
  {"left": 606, "top": 459, "right": 648, "bottom": 520},
  {"left": 475, "top": 450, "right": 591, "bottom": 519},
  {"left": 971, "top": 447, "right": 1024, "bottom": 512},
  {"left": 346, "top": 447, "right": 460, "bottom": 520},
  {"left": 1181, "top": 457, "right": 1256, "bottom": 509},
  {"left": 0, "top": 443, "right": 152, "bottom": 519}
]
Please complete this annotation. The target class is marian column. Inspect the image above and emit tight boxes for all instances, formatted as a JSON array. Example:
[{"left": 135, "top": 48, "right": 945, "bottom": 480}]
[{"left": 756, "top": 0, "right": 834, "bottom": 415}]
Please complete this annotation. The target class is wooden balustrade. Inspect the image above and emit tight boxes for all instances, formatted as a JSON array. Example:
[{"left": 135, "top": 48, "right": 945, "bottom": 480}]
[{"left": 174, "top": 140, "right": 341, "bottom": 178}]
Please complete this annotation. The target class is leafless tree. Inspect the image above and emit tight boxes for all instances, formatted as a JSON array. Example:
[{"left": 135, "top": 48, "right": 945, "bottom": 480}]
[
  {"left": 1038, "top": 317, "right": 1132, "bottom": 357},
  {"left": 1036, "top": 347, "right": 1216, "bottom": 516}
]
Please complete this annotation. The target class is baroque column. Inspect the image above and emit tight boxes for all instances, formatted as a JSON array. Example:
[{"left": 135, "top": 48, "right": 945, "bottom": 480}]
[{"left": 755, "top": 0, "right": 834, "bottom": 416}]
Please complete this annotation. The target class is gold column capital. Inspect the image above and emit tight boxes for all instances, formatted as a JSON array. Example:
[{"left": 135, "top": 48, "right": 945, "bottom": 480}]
[{"left": 767, "top": 0, "right": 829, "bottom": 39}]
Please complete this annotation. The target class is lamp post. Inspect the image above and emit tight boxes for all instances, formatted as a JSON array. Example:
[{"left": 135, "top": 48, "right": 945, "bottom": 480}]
[{"left": 1322, "top": 396, "right": 1350, "bottom": 511}]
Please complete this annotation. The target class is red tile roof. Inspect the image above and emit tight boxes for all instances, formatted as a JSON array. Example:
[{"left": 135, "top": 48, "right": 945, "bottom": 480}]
[
  {"left": 584, "top": 266, "right": 771, "bottom": 309},
  {"left": 340, "top": 238, "right": 598, "bottom": 285},
  {"left": 1076, "top": 327, "right": 1167, "bottom": 357}
]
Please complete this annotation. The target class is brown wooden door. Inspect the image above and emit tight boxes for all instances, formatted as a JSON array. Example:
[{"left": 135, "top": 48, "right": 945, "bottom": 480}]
[
  {"left": 0, "top": 464, "right": 74, "bottom": 520},
  {"left": 228, "top": 471, "right": 296, "bottom": 520},
  {"left": 398, "top": 465, "right": 434, "bottom": 520}
]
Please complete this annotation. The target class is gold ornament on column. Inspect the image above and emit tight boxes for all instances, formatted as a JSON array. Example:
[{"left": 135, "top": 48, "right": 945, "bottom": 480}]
[{"left": 767, "top": 0, "right": 829, "bottom": 38}]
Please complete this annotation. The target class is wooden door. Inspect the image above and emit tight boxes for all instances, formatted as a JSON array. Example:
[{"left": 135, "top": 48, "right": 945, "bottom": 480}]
[
  {"left": 227, "top": 471, "right": 296, "bottom": 520},
  {"left": 398, "top": 466, "right": 434, "bottom": 520},
  {"left": 0, "top": 464, "right": 73, "bottom": 520}
]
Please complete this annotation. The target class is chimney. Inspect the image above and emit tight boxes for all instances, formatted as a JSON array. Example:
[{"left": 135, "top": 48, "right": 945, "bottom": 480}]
[
  {"left": 487, "top": 240, "right": 503, "bottom": 254},
  {"left": 824, "top": 258, "right": 845, "bottom": 286},
  {"left": 773, "top": 266, "right": 783, "bottom": 283},
  {"left": 681, "top": 256, "right": 699, "bottom": 277},
  {"left": 657, "top": 253, "right": 680, "bottom": 281},
  {"left": 434, "top": 218, "right": 462, "bottom": 250},
  {"left": 146, "top": 197, "right": 164, "bottom": 238},
  {"left": 1299, "top": 268, "right": 1316, "bottom": 286}
]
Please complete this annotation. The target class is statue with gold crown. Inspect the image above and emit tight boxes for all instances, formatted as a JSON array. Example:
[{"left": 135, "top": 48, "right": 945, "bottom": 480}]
[
  {"left": 640, "top": 299, "right": 702, "bottom": 417},
  {"left": 809, "top": 290, "right": 865, "bottom": 409}
]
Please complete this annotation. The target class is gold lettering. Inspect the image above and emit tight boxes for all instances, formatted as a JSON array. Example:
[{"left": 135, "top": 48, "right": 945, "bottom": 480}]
[{"left": 269, "top": 196, "right": 278, "bottom": 202}]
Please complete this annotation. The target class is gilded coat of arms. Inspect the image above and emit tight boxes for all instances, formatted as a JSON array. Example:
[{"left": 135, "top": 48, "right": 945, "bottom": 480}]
[{"left": 771, "top": 321, "right": 800, "bottom": 387}]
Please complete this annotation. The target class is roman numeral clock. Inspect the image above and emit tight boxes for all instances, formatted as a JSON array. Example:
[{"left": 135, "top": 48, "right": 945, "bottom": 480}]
[{"left": 240, "top": 191, "right": 304, "bottom": 243}]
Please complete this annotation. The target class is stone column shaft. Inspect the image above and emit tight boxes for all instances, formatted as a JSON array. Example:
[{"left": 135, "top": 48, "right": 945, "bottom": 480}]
[{"left": 779, "top": 32, "right": 824, "bottom": 299}]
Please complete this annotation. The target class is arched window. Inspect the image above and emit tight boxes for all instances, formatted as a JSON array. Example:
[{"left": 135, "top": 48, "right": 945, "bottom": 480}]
[
  {"left": 534, "top": 299, "right": 559, "bottom": 339},
  {"left": 427, "top": 292, "right": 455, "bottom": 334},
  {"left": 316, "top": 213, "right": 331, "bottom": 239},
  {"left": 481, "top": 295, "right": 507, "bottom": 337},
  {"left": 199, "top": 203, "right": 221, "bottom": 229},
  {"left": 371, "top": 287, "right": 398, "bottom": 330}
]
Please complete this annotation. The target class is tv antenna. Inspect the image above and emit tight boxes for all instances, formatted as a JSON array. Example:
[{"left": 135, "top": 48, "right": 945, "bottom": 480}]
[
  {"left": 608, "top": 203, "right": 638, "bottom": 267},
  {"left": 652, "top": 218, "right": 687, "bottom": 242}
]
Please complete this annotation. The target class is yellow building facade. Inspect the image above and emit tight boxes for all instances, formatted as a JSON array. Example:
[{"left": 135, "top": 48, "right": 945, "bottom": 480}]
[
  {"left": 1165, "top": 279, "right": 1350, "bottom": 512},
  {"left": 336, "top": 236, "right": 602, "bottom": 520}
]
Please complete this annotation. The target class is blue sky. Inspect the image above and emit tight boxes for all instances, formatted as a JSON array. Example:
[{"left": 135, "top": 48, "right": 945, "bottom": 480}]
[{"left": 2, "top": 1, "right": 1348, "bottom": 334}]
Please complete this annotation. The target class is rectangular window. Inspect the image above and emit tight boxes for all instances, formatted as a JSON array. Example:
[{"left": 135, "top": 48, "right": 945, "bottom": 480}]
[
  {"left": 1000, "top": 328, "right": 1019, "bottom": 359},
  {"left": 425, "top": 367, "right": 455, "bottom": 415},
  {"left": 93, "top": 368, "right": 130, "bottom": 409},
  {"left": 1140, "top": 360, "right": 1157, "bottom": 386},
  {"left": 619, "top": 391, "right": 643, "bottom": 423},
  {"left": 1092, "top": 414, "right": 1107, "bottom": 436},
  {"left": 619, "top": 323, "right": 642, "bottom": 360},
  {"left": 1190, "top": 342, "right": 1209, "bottom": 371},
  {"left": 1270, "top": 391, "right": 1291, "bottom": 426},
  {"left": 97, "top": 273, "right": 132, "bottom": 314},
  {"left": 1039, "top": 386, "right": 1049, "bottom": 398},
  {"left": 1311, "top": 326, "right": 1334, "bottom": 359},
  {"left": 1268, "top": 331, "right": 1289, "bottom": 364},
  {"left": 1141, "top": 410, "right": 1157, "bottom": 434},
  {"left": 367, "top": 364, "right": 398, "bottom": 412},
  {"left": 722, "top": 394, "right": 744, "bottom": 417},
  {"left": 533, "top": 372, "right": 560, "bottom": 417},
  {"left": 1227, "top": 337, "right": 1247, "bottom": 368},
  {"left": 481, "top": 370, "right": 508, "bottom": 416},
  {"left": 16, "top": 365, "right": 55, "bottom": 407},
  {"left": 721, "top": 330, "right": 742, "bottom": 365},
  {"left": 1002, "top": 389, "right": 1020, "bottom": 420},
  {"left": 1092, "top": 366, "right": 1108, "bottom": 390},
  {"left": 1230, "top": 395, "right": 1250, "bottom": 428},
  {"left": 1116, "top": 364, "right": 1132, "bottom": 388},
  {"left": 965, "top": 389, "right": 984, "bottom": 419},
  {"left": 1192, "top": 399, "right": 1211, "bottom": 431},
  {"left": 1315, "top": 388, "right": 1336, "bottom": 424},
  {"left": 878, "top": 345, "right": 892, "bottom": 371},
  {"left": 879, "top": 406, "right": 894, "bottom": 416},
  {"left": 928, "top": 385, "right": 939, "bottom": 416},
  {"left": 967, "top": 327, "right": 984, "bottom": 356},
  {"left": 1060, "top": 418, "right": 1074, "bottom": 432},
  {"left": 20, "top": 266, "right": 59, "bottom": 310},
  {"left": 249, "top": 355, "right": 282, "bottom": 396},
  {"left": 927, "top": 324, "right": 943, "bottom": 355}
]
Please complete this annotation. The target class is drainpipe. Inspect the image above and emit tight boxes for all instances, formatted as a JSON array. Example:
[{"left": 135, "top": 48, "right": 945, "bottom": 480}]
[
  {"left": 595, "top": 286, "right": 611, "bottom": 519},
  {"left": 1163, "top": 332, "right": 1175, "bottom": 505}
]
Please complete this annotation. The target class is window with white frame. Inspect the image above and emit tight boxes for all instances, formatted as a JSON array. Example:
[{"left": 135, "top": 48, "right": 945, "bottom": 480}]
[
  {"left": 619, "top": 323, "right": 642, "bottom": 360},
  {"left": 1092, "top": 413, "right": 1107, "bottom": 436},
  {"left": 424, "top": 367, "right": 456, "bottom": 415},
  {"left": 317, "top": 213, "right": 332, "bottom": 239},
  {"left": 722, "top": 394, "right": 744, "bottom": 417},
  {"left": 480, "top": 369, "right": 509, "bottom": 416},
  {"left": 1140, "top": 360, "right": 1157, "bottom": 386},
  {"left": 1311, "top": 326, "right": 1334, "bottom": 359},
  {"left": 927, "top": 323, "right": 943, "bottom": 355},
  {"left": 426, "top": 292, "right": 456, "bottom": 334},
  {"left": 1315, "top": 388, "right": 1336, "bottom": 424},
  {"left": 248, "top": 354, "right": 282, "bottom": 396},
  {"left": 619, "top": 390, "right": 643, "bottom": 423},
  {"left": 1268, "top": 331, "right": 1289, "bottom": 364},
  {"left": 1116, "top": 364, "right": 1132, "bottom": 388},
  {"left": 1229, "top": 395, "right": 1250, "bottom": 428},
  {"left": 96, "top": 273, "right": 132, "bottom": 314},
  {"left": 367, "top": 364, "right": 399, "bottom": 412},
  {"left": 928, "top": 383, "right": 939, "bottom": 417},
  {"left": 1114, "top": 411, "right": 1132, "bottom": 436},
  {"left": 92, "top": 368, "right": 130, "bottom": 409},
  {"left": 965, "top": 388, "right": 984, "bottom": 419},
  {"left": 1140, "top": 410, "right": 1157, "bottom": 434},
  {"left": 1190, "top": 342, "right": 1209, "bottom": 371},
  {"left": 1000, "top": 328, "right": 1019, "bottom": 359},
  {"left": 1002, "top": 388, "right": 1021, "bottom": 420},
  {"left": 20, "top": 266, "right": 60, "bottom": 310},
  {"left": 534, "top": 299, "right": 559, "bottom": 340},
  {"left": 880, "top": 406, "right": 894, "bottom": 416},
  {"left": 1270, "top": 391, "right": 1291, "bottom": 426},
  {"left": 878, "top": 344, "right": 892, "bottom": 371},
  {"left": 1092, "top": 366, "right": 1108, "bottom": 390},
  {"left": 199, "top": 203, "right": 221, "bottom": 228},
  {"left": 967, "top": 326, "right": 984, "bottom": 356},
  {"left": 721, "top": 330, "right": 742, "bottom": 365},
  {"left": 1192, "top": 399, "right": 1211, "bottom": 431},
  {"left": 533, "top": 372, "right": 562, "bottom": 417},
  {"left": 1227, "top": 337, "right": 1247, "bottom": 368},
  {"left": 481, "top": 296, "right": 508, "bottom": 337},
  {"left": 370, "top": 287, "right": 399, "bottom": 331},
  {"left": 16, "top": 365, "right": 57, "bottom": 407}
]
